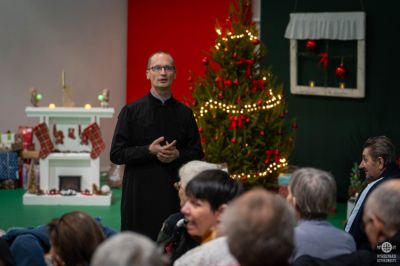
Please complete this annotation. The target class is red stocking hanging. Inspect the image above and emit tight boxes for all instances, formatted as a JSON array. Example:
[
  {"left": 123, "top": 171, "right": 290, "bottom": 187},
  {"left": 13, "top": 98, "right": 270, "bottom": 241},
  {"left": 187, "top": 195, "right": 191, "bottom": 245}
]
[
  {"left": 33, "top": 123, "right": 54, "bottom": 159},
  {"left": 82, "top": 122, "right": 105, "bottom": 159}
]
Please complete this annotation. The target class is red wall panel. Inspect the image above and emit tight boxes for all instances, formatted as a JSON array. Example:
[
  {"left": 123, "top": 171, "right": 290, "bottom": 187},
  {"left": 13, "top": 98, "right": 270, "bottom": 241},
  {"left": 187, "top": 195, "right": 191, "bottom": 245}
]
[{"left": 127, "top": 0, "right": 233, "bottom": 103}]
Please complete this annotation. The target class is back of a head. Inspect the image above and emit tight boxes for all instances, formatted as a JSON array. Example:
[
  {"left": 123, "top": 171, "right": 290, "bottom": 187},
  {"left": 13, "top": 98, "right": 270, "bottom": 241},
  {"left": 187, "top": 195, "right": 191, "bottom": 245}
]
[
  {"left": 363, "top": 135, "right": 395, "bottom": 167},
  {"left": 178, "top": 160, "right": 220, "bottom": 188},
  {"left": 289, "top": 167, "right": 336, "bottom": 219},
  {"left": 365, "top": 180, "right": 400, "bottom": 232},
  {"left": 222, "top": 188, "right": 295, "bottom": 266},
  {"left": 48, "top": 211, "right": 106, "bottom": 266},
  {"left": 91, "top": 232, "right": 163, "bottom": 266},
  {"left": 185, "top": 169, "right": 242, "bottom": 211}
]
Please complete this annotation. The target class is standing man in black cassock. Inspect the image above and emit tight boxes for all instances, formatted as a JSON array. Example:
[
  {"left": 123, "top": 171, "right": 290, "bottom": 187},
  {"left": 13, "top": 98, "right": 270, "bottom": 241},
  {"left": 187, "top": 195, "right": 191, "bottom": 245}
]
[{"left": 110, "top": 51, "right": 204, "bottom": 240}]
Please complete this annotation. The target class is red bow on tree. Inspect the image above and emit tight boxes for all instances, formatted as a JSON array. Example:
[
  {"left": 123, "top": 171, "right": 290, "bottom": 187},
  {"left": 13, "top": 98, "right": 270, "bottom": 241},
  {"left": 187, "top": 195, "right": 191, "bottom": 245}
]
[
  {"left": 236, "top": 58, "right": 254, "bottom": 77},
  {"left": 264, "top": 149, "right": 280, "bottom": 164},
  {"left": 229, "top": 115, "right": 246, "bottom": 130}
]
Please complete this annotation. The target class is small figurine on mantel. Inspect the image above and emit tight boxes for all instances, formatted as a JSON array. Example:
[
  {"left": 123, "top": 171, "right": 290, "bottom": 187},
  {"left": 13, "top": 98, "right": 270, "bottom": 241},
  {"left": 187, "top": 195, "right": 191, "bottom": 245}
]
[
  {"left": 30, "top": 87, "right": 42, "bottom": 107},
  {"left": 61, "top": 70, "right": 75, "bottom": 107},
  {"left": 98, "top": 88, "right": 110, "bottom": 108}
]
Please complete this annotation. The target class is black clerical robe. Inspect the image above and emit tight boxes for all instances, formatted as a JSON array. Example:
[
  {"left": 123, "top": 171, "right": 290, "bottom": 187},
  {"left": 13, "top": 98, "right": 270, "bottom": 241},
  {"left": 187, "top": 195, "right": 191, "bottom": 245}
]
[{"left": 110, "top": 93, "right": 203, "bottom": 240}]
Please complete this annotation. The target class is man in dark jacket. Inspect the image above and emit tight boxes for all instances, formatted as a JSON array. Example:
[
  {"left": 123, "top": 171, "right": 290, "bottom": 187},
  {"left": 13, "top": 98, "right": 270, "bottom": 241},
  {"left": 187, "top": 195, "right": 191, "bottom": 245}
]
[
  {"left": 345, "top": 136, "right": 400, "bottom": 250},
  {"left": 110, "top": 51, "right": 203, "bottom": 240}
]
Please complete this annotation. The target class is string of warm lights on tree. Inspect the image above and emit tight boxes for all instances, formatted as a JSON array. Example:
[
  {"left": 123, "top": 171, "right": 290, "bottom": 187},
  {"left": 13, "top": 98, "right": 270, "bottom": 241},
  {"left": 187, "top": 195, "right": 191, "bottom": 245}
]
[{"left": 187, "top": 0, "right": 296, "bottom": 188}]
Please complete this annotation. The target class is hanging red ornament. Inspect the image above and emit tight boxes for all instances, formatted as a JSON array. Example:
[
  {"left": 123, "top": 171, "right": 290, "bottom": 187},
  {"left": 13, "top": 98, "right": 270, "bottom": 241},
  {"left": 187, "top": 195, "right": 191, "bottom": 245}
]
[
  {"left": 233, "top": 79, "right": 239, "bottom": 86},
  {"left": 231, "top": 52, "right": 237, "bottom": 59},
  {"left": 236, "top": 97, "right": 241, "bottom": 104},
  {"left": 202, "top": 57, "right": 209, "bottom": 65},
  {"left": 335, "top": 64, "right": 347, "bottom": 79},
  {"left": 251, "top": 38, "right": 261, "bottom": 45},
  {"left": 257, "top": 100, "right": 263, "bottom": 106},
  {"left": 305, "top": 40, "right": 317, "bottom": 50},
  {"left": 245, "top": 117, "right": 251, "bottom": 123},
  {"left": 319, "top": 52, "right": 329, "bottom": 69},
  {"left": 198, "top": 127, "right": 203, "bottom": 133},
  {"left": 260, "top": 130, "right": 265, "bottom": 136},
  {"left": 201, "top": 136, "right": 206, "bottom": 144},
  {"left": 218, "top": 92, "right": 224, "bottom": 99},
  {"left": 231, "top": 138, "right": 237, "bottom": 144},
  {"left": 224, "top": 79, "right": 232, "bottom": 86}
]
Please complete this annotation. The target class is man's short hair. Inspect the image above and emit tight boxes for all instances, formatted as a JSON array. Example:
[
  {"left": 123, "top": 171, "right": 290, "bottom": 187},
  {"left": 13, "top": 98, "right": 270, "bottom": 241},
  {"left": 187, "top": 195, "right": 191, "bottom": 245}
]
[
  {"left": 147, "top": 51, "right": 174, "bottom": 68},
  {"left": 185, "top": 169, "right": 242, "bottom": 211},
  {"left": 178, "top": 160, "right": 221, "bottom": 188},
  {"left": 91, "top": 232, "right": 163, "bottom": 266},
  {"left": 363, "top": 136, "right": 395, "bottom": 167},
  {"left": 365, "top": 180, "right": 400, "bottom": 232},
  {"left": 221, "top": 188, "right": 295, "bottom": 266},
  {"left": 289, "top": 167, "right": 336, "bottom": 219}
]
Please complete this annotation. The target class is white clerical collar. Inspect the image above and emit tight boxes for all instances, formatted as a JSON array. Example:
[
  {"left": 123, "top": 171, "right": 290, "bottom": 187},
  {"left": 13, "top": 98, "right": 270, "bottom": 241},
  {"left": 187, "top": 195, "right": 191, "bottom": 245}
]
[{"left": 150, "top": 88, "right": 171, "bottom": 104}]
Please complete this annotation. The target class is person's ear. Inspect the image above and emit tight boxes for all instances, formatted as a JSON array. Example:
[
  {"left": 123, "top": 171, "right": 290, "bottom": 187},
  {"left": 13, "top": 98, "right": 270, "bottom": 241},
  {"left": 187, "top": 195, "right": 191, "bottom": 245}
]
[
  {"left": 370, "top": 214, "right": 386, "bottom": 241},
  {"left": 146, "top": 70, "right": 150, "bottom": 80},
  {"left": 215, "top": 204, "right": 227, "bottom": 221},
  {"left": 377, "top": 157, "right": 385, "bottom": 170}
]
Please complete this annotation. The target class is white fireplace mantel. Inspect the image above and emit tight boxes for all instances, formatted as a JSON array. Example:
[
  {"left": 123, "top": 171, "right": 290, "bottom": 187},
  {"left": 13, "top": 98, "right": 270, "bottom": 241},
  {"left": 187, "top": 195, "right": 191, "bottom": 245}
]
[{"left": 23, "top": 106, "right": 114, "bottom": 206}]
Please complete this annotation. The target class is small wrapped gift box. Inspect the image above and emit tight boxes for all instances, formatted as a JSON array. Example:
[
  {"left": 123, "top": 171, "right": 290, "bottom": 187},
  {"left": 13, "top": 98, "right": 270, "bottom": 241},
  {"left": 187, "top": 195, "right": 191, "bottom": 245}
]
[
  {"left": 278, "top": 173, "right": 292, "bottom": 198},
  {"left": 0, "top": 151, "right": 19, "bottom": 180}
]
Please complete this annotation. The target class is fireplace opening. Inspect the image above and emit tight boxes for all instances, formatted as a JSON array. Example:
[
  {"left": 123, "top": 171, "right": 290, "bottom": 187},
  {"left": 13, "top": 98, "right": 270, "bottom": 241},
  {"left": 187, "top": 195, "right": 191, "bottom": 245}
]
[{"left": 59, "top": 175, "right": 81, "bottom": 192}]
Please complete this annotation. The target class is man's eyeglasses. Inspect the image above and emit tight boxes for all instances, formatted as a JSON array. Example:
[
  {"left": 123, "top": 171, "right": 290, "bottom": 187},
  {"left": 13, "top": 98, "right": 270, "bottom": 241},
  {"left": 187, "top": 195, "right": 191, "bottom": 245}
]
[{"left": 148, "top": 65, "right": 176, "bottom": 73}]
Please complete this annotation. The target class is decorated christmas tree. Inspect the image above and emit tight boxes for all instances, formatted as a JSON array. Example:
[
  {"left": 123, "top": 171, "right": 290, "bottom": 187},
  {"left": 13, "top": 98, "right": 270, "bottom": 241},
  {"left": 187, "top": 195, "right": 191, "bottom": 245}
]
[{"left": 188, "top": 0, "right": 297, "bottom": 189}]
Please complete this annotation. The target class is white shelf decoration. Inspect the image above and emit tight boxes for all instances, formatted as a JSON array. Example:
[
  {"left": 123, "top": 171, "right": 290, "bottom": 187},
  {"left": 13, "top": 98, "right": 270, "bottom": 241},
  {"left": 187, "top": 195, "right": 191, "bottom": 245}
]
[{"left": 23, "top": 107, "right": 114, "bottom": 205}]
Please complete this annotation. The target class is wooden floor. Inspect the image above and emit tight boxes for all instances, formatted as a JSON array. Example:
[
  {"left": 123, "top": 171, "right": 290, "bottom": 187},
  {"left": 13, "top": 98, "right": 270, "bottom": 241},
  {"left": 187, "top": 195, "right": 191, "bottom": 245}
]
[{"left": 0, "top": 186, "right": 347, "bottom": 232}]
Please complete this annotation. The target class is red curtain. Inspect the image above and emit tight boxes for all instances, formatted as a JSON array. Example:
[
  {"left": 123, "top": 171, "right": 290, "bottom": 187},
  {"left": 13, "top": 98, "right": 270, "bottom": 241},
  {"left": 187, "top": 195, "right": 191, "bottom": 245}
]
[{"left": 127, "top": 0, "right": 233, "bottom": 103}]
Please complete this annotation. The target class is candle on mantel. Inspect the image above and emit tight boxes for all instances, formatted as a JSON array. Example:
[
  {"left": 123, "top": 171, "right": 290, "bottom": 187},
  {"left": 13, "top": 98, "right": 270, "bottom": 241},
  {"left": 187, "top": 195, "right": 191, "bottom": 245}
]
[
  {"left": 62, "top": 70, "right": 65, "bottom": 88},
  {"left": 309, "top": 80, "right": 315, "bottom": 87}
]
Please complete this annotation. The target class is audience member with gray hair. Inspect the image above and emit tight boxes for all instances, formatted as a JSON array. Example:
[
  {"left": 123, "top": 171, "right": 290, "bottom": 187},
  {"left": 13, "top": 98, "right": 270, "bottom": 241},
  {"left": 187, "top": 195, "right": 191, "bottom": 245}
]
[
  {"left": 294, "top": 179, "right": 400, "bottom": 266},
  {"left": 346, "top": 136, "right": 400, "bottom": 250},
  {"left": 157, "top": 160, "right": 222, "bottom": 265},
  {"left": 91, "top": 232, "right": 164, "bottom": 266},
  {"left": 288, "top": 167, "right": 356, "bottom": 261},
  {"left": 363, "top": 179, "right": 400, "bottom": 252},
  {"left": 222, "top": 188, "right": 295, "bottom": 266}
]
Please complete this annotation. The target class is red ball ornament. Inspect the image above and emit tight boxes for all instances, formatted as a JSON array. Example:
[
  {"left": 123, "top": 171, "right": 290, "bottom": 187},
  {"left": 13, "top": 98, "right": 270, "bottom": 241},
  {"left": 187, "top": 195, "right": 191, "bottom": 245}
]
[
  {"left": 231, "top": 138, "right": 237, "bottom": 144},
  {"left": 224, "top": 79, "right": 232, "bottom": 86},
  {"left": 202, "top": 57, "right": 209, "bottom": 65},
  {"left": 335, "top": 64, "right": 347, "bottom": 79},
  {"left": 306, "top": 40, "right": 317, "bottom": 50},
  {"left": 218, "top": 92, "right": 224, "bottom": 99},
  {"left": 198, "top": 127, "right": 203, "bottom": 133},
  {"left": 231, "top": 52, "right": 237, "bottom": 59},
  {"left": 257, "top": 100, "right": 263, "bottom": 106},
  {"left": 251, "top": 38, "right": 261, "bottom": 45}
]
